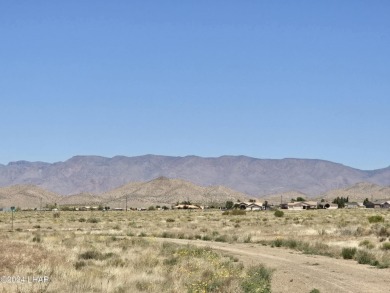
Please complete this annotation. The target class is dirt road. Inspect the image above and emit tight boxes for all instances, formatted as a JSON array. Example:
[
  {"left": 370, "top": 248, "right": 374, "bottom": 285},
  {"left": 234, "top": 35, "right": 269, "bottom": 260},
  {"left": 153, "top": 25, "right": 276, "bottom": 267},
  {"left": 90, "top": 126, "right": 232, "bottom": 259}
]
[{"left": 150, "top": 238, "right": 390, "bottom": 293}]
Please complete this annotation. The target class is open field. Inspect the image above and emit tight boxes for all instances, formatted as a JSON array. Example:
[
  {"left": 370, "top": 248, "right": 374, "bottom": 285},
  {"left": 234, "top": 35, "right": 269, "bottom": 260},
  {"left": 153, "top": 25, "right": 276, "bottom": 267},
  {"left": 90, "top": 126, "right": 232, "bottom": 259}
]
[{"left": 1, "top": 208, "right": 390, "bottom": 292}]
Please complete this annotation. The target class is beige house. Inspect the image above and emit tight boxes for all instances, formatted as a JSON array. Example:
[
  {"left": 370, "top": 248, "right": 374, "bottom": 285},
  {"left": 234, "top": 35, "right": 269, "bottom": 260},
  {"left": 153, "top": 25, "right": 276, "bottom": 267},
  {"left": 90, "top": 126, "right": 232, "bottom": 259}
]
[
  {"left": 286, "top": 201, "right": 318, "bottom": 210},
  {"left": 239, "top": 201, "right": 264, "bottom": 211}
]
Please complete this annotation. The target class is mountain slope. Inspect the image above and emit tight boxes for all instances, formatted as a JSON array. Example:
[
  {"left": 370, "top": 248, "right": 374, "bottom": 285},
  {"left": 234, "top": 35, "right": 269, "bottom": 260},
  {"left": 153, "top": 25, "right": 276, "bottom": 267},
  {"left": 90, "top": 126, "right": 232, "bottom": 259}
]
[
  {"left": 0, "top": 185, "right": 60, "bottom": 209},
  {"left": 0, "top": 155, "right": 389, "bottom": 196},
  {"left": 101, "top": 177, "right": 249, "bottom": 208},
  {"left": 320, "top": 182, "right": 390, "bottom": 202}
]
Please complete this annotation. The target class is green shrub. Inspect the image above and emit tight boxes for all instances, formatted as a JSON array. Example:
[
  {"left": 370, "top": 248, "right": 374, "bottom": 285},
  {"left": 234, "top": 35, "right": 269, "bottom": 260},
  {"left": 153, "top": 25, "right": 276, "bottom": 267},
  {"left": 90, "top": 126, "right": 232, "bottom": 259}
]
[
  {"left": 244, "top": 235, "right": 252, "bottom": 243},
  {"left": 272, "top": 238, "right": 283, "bottom": 247},
  {"left": 78, "top": 250, "right": 116, "bottom": 261},
  {"left": 78, "top": 218, "right": 86, "bottom": 222},
  {"left": 241, "top": 264, "right": 273, "bottom": 293},
  {"left": 79, "top": 250, "right": 102, "bottom": 260},
  {"left": 381, "top": 242, "right": 390, "bottom": 250},
  {"left": 166, "top": 218, "right": 175, "bottom": 222},
  {"left": 274, "top": 210, "right": 284, "bottom": 217},
  {"left": 87, "top": 217, "right": 100, "bottom": 223},
  {"left": 359, "top": 240, "right": 375, "bottom": 249},
  {"left": 202, "top": 235, "right": 212, "bottom": 241},
  {"left": 74, "top": 261, "right": 86, "bottom": 270},
  {"left": 341, "top": 247, "right": 357, "bottom": 259},
  {"left": 377, "top": 226, "right": 390, "bottom": 237},
  {"left": 32, "top": 234, "right": 41, "bottom": 243},
  {"left": 285, "top": 239, "right": 298, "bottom": 249},
  {"left": 310, "top": 289, "right": 320, "bottom": 293},
  {"left": 368, "top": 215, "right": 384, "bottom": 223},
  {"left": 354, "top": 250, "right": 378, "bottom": 265},
  {"left": 215, "top": 235, "right": 228, "bottom": 242},
  {"left": 161, "top": 231, "right": 174, "bottom": 238}
]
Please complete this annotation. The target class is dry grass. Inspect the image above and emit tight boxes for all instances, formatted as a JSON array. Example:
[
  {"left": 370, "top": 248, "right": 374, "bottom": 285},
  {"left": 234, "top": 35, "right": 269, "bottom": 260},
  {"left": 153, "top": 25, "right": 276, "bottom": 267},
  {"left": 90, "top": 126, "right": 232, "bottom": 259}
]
[
  {"left": 1, "top": 208, "right": 390, "bottom": 292},
  {"left": 0, "top": 210, "right": 275, "bottom": 293}
]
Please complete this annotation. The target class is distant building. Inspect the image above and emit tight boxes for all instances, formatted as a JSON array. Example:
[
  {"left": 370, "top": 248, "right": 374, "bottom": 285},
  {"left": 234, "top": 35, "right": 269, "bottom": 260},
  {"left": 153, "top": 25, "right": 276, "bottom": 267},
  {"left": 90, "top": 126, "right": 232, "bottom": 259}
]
[
  {"left": 345, "top": 202, "right": 365, "bottom": 209},
  {"left": 285, "top": 201, "right": 318, "bottom": 210},
  {"left": 238, "top": 201, "right": 264, "bottom": 211},
  {"left": 365, "top": 200, "right": 390, "bottom": 209}
]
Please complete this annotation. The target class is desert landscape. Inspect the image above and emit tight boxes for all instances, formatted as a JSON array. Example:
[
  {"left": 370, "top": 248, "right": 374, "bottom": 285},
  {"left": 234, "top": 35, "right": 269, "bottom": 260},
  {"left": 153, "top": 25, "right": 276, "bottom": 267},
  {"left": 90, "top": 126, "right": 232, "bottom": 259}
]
[
  {"left": 1, "top": 157, "right": 390, "bottom": 292},
  {"left": 1, "top": 205, "right": 390, "bottom": 292},
  {"left": 2, "top": 1, "right": 389, "bottom": 292}
]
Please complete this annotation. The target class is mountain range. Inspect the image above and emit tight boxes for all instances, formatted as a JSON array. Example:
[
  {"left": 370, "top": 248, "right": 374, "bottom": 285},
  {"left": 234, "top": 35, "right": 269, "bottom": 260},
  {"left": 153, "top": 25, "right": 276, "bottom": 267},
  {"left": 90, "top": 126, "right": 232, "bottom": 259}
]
[{"left": 0, "top": 155, "right": 389, "bottom": 196}]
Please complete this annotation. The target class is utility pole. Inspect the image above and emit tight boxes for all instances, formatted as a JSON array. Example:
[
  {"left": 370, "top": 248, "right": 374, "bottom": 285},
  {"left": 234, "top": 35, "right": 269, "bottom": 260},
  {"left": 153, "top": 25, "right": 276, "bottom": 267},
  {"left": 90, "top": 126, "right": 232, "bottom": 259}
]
[
  {"left": 40, "top": 198, "right": 42, "bottom": 211},
  {"left": 125, "top": 195, "right": 128, "bottom": 212},
  {"left": 11, "top": 206, "right": 15, "bottom": 231}
]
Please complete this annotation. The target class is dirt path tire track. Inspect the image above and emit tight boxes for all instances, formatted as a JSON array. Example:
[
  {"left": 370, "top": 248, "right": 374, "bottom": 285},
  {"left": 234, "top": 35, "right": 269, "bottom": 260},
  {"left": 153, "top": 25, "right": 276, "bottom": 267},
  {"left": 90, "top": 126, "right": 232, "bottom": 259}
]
[{"left": 149, "top": 238, "right": 390, "bottom": 293}]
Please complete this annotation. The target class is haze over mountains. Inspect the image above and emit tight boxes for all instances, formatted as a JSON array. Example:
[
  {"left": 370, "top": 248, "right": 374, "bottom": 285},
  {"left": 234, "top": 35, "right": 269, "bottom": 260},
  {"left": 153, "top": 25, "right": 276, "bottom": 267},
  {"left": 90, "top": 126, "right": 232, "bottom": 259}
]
[{"left": 0, "top": 155, "right": 389, "bottom": 196}]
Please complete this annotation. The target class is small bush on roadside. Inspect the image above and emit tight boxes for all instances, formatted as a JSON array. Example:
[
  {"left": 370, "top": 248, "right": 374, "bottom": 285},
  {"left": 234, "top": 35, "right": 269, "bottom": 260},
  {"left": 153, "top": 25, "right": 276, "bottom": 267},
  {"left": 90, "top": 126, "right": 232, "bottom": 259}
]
[
  {"left": 202, "top": 235, "right": 212, "bottom": 241},
  {"left": 368, "top": 215, "right": 384, "bottom": 223},
  {"left": 241, "top": 264, "right": 273, "bottom": 293},
  {"left": 354, "top": 250, "right": 378, "bottom": 265},
  {"left": 166, "top": 218, "right": 175, "bottom": 222},
  {"left": 215, "top": 235, "right": 228, "bottom": 242},
  {"left": 341, "top": 247, "right": 357, "bottom": 259}
]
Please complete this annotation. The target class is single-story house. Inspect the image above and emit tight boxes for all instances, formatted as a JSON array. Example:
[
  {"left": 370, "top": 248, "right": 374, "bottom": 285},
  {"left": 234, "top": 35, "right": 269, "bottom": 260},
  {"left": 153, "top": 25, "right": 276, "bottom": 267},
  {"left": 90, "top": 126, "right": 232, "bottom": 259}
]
[
  {"left": 238, "top": 202, "right": 264, "bottom": 211},
  {"left": 380, "top": 201, "right": 390, "bottom": 209},
  {"left": 245, "top": 203, "right": 264, "bottom": 211},
  {"left": 345, "top": 202, "right": 365, "bottom": 209},
  {"left": 364, "top": 201, "right": 383, "bottom": 209},
  {"left": 304, "top": 201, "right": 318, "bottom": 209},
  {"left": 287, "top": 202, "right": 305, "bottom": 210}
]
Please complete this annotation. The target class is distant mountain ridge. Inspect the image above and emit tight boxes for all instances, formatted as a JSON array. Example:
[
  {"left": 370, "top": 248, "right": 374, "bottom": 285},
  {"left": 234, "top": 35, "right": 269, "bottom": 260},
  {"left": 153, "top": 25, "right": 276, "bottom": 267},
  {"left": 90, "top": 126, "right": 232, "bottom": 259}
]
[
  {"left": 0, "top": 155, "right": 389, "bottom": 196},
  {"left": 0, "top": 177, "right": 249, "bottom": 209}
]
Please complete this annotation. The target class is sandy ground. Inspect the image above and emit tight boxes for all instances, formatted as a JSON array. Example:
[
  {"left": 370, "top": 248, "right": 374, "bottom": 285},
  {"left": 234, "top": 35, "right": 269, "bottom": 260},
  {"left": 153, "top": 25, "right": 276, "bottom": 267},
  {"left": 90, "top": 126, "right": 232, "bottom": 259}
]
[{"left": 150, "top": 238, "right": 390, "bottom": 293}]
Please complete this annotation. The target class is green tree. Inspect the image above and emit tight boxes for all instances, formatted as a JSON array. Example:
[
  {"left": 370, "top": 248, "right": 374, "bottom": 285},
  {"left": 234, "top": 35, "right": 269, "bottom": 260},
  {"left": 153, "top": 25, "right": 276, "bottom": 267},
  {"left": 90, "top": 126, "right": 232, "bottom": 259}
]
[{"left": 225, "top": 201, "right": 234, "bottom": 209}]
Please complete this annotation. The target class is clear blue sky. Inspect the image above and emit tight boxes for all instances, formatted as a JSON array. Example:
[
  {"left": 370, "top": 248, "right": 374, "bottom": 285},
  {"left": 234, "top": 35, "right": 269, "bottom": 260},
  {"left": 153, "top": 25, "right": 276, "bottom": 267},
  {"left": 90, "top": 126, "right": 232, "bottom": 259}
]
[{"left": 1, "top": 1, "right": 389, "bottom": 170}]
